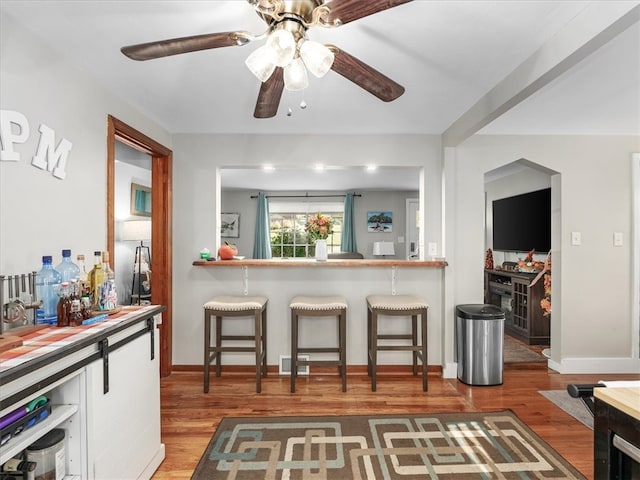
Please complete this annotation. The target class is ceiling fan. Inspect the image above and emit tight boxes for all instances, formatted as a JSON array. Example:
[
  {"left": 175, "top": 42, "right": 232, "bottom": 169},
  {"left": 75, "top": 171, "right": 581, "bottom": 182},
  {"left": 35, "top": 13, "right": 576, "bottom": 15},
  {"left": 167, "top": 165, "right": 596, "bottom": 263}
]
[{"left": 121, "top": 0, "right": 411, "bottom": 118}]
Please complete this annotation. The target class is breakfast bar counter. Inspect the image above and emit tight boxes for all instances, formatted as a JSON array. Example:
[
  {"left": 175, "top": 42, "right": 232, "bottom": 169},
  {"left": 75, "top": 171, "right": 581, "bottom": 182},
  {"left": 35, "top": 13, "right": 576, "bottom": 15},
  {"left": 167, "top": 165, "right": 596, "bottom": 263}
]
[{"left": 193, "top": 259, "right": 447, "bottom": 267}]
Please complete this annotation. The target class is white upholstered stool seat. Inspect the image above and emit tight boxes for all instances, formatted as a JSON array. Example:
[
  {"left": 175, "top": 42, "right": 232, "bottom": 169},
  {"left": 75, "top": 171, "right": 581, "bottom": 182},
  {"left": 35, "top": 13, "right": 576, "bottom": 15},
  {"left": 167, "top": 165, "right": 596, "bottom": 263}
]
[
  {"left": 289, "top": 295, "right": 348, "bottom": 393},
  {"left": 366, "top": 294, "right": 429, "bottom": 392},
  {"left": 203, "top": 295, "right": 268, "bottom": 394}
]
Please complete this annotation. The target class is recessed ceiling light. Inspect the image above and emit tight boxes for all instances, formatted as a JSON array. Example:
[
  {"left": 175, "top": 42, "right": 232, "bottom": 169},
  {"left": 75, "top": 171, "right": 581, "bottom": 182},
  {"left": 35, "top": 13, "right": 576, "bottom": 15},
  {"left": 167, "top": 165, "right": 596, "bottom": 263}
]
[
  {"left": 314, "top": 164, "right": 325, "bottom": 172},
  {"left": 366, "top": 165, "right": 378, "bottom": 172},
  {"left": 262, "top": 165, "right": 275, "bottom": 171}
]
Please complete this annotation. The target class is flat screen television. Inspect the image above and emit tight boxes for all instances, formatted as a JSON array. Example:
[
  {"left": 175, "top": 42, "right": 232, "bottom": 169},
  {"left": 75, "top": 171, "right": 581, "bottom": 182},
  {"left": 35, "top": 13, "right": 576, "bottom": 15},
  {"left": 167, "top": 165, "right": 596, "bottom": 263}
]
[{"left": 492, "top": 188, "right": 551, "bottom": 253}]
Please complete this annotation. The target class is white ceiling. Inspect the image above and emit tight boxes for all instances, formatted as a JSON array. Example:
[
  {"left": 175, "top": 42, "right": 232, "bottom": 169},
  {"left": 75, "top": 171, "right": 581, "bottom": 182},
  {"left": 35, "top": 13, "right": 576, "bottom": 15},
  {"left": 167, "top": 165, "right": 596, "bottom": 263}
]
[
  {"left": 2, "top": 1, "right": 638, "bottom": 190},
  {"left": 2, "top": 0, "right": 638, "bottom": 137}
]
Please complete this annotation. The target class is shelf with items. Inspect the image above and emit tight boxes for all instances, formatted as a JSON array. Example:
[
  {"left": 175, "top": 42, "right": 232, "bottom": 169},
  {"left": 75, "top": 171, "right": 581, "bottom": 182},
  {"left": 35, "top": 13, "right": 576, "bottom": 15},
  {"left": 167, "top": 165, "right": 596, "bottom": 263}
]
[{"left": 484, "top": 269, "right": 549, "bottom": 345}]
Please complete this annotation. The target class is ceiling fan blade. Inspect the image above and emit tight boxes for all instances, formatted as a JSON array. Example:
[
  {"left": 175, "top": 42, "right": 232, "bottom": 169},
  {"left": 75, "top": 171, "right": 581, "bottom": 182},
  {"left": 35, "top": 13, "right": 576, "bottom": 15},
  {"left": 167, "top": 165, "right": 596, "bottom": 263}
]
[
  {"left": 121, "top": 31, "right": 251, "bottom": 61},
  {"left": 321, "top": 0, "right": 412, "bottom": 26},
  {"left": 328, "top": 46, "right": 405, "bottom": 102},
  {"left": 254, "top": 68, "right": 285, "bottom": 118}
]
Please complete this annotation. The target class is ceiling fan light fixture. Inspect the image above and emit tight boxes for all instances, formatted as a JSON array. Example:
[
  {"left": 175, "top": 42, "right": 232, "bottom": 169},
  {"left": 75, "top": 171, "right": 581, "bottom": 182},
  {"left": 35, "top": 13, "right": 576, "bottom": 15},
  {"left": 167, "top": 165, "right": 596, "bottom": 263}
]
[
  {"left": 299, "top": 40, "right": 334, "bottom": 78},
  {"left": 266, "top": 28, "right": 296, "bottom": 67},
  {"left": 283, "top": 57, "right": 308, "bottom": 91},
  {"left": 245, "top": 45, "right": 277, "bottom": 82}
]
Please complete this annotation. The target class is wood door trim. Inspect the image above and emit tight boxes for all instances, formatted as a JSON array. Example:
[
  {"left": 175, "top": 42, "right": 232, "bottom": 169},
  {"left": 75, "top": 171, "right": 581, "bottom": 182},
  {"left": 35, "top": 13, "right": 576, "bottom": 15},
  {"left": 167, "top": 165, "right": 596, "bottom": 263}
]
[{"left": 107, "top": 115, "right": 173, "bottom": 377}]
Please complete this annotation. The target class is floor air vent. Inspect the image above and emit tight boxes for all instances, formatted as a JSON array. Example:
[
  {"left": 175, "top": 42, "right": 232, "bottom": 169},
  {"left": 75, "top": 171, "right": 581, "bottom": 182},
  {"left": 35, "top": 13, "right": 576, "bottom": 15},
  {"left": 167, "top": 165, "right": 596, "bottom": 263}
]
[{"left": 279, "top": 354, "right": 310, "bottom": 375}]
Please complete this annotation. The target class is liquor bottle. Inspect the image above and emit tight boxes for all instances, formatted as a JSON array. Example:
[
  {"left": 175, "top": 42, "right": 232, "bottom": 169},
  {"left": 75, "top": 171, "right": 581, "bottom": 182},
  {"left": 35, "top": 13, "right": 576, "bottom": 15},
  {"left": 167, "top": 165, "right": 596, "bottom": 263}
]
[
  {"left": 55, "top": 249, "right": 80, "bottom": 282},
  {"left": 68, "top": 279, "right": 83, "bottom": 326},
  {"left": 35, "top": 256, "right": 61, "bottom": 324},
  {"left": 56, "top": 282, "right": 71, "bottom": 327},
  {"left": 87, "top": 251, "right": 104, "bottom": 308},
  {"left": 101, "top": 251, "right": 118, "bottom": 310},
  {"left": 76, "top": 254, "right": 89, "bottom": 295}
]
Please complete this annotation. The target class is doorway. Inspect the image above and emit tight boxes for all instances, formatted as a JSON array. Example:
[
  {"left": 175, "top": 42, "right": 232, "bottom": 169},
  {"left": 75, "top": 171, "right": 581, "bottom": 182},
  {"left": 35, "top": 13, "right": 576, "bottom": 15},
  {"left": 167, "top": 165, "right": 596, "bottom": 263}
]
[
  {"left": 484, "top": 159, "right": 558, "bottom": 363},
  {"left": 107, "top": 115, "right": 173, "bottom": 377}
]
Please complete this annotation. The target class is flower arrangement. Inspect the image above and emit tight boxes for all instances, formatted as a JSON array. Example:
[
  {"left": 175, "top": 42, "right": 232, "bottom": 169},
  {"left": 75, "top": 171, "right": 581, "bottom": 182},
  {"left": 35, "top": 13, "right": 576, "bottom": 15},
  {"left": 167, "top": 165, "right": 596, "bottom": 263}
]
[
  {"left": 540, "top": 273, "right": 551, "bottom": 316},
  {"left": 540, "top": 252, "right": 551, "bottom": 317},
  {"left": 305, "top": 212, "right": 334, "bottom": 242}
]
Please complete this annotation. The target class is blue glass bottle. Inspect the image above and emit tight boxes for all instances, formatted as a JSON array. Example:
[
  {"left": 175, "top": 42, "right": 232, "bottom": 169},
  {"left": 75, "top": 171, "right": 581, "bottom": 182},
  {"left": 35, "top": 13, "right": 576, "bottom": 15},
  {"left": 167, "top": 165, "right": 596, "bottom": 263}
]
[{"left": 35, "top": 255, "right": 62, "bottom": 324}]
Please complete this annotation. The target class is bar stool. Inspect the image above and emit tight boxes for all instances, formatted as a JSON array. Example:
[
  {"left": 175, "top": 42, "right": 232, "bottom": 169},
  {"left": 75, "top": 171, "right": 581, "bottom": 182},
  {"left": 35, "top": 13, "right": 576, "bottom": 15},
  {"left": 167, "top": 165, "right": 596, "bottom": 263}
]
[
  {"left": 289, "top": 296, "right": 348, "bottom": 393},
  {"left": 366, "top": 295, "right": 429, "bottom": 392},
  {"left": 203, "top": 295, "right": 268, "bottom": 393}
]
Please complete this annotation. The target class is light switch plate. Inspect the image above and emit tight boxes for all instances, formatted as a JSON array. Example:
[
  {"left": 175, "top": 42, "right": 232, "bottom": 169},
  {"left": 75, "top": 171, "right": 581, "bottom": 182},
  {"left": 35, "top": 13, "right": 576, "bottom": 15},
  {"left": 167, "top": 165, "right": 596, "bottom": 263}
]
[
  {"left": 428, "top": 242, "right": 437, "bottom": 256},
  {"left": 571, "top": 232, "right": 581, "bottom": 246},
  {"left": 614, "top": 232, "right": 623, "bottom": 246}
]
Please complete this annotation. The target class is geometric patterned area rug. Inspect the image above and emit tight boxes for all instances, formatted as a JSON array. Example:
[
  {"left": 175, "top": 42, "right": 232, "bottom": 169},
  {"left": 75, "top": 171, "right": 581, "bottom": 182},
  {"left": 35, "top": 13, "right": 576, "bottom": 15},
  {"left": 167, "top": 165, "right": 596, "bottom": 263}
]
[{"left": 191, "top": 410, "right": 586, "bottom": 479}]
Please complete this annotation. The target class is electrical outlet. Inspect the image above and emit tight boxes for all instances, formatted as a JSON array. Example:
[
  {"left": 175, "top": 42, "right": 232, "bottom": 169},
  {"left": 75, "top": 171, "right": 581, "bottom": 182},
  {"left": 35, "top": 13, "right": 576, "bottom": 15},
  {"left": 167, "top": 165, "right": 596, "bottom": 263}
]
[
  {"left": 614, "top": 232, "right": 623, "bottom": 246},
  {"left": 428, "top": 242, "right": 437, "bottom": 256},
  {"left": 571, "top": 232, "right": 581, "bottom": 246}
]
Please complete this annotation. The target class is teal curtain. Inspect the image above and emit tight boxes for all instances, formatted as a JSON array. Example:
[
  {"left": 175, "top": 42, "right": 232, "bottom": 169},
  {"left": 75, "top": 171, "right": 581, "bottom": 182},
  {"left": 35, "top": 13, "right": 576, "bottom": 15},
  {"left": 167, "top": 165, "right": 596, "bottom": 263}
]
[
  {"left": 252, "top": 192, "right": 272, "bottom": 259},
  {"left": 341, "top": 192, "right": 357, "bottom": 252}
]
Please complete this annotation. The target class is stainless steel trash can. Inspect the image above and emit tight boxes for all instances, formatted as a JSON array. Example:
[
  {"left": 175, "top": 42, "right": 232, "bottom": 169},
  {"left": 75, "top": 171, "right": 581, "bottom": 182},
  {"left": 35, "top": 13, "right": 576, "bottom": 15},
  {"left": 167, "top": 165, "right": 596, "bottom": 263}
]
[{"left": 456, "top": 304, "right": 505, "bottom": 386}]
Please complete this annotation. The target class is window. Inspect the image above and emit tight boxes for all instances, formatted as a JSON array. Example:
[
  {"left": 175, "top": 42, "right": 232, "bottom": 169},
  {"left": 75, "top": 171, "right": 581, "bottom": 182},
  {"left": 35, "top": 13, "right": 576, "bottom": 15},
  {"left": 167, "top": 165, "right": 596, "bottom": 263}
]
[{"left": 269, "top": 201, "right": 343, "bottom": 258}]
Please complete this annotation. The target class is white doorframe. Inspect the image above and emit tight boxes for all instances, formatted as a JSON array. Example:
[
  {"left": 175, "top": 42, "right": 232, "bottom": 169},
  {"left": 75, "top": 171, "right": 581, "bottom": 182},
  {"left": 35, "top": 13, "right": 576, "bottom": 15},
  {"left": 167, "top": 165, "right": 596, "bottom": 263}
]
[
  {"left": 406, "top": 198, "right": 419, "bottom": 259},
  {"left": 632, "top": 153, "right": 639, "bottom": 359}
]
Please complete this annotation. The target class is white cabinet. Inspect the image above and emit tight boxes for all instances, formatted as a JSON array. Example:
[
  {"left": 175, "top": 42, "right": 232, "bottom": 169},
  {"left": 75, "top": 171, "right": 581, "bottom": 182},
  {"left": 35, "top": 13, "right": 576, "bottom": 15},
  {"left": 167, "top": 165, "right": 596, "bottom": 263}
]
[
  {"left": 0, "top": 306, "right": 164, "bottom": 479},
  {"left": 85, "top": 322, "right": 162, "bottom": 479}
]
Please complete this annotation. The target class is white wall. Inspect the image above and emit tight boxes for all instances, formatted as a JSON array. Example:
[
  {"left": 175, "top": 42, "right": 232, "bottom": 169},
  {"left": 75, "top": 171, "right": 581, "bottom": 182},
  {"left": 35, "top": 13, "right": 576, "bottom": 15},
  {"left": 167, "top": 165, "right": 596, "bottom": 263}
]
[
  {"left": 0, "top": 13, "right": 170, "bottom": 277},
  {"left": 446, "top": 135, "right": 640, "bottom": 374}
]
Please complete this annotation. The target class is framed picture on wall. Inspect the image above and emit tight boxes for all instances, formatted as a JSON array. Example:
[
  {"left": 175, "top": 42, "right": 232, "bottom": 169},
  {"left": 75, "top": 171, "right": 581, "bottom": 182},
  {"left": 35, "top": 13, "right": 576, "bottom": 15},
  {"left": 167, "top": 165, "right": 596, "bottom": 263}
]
[
  {"left": 221, "top": 213, "right": 240, "bottom": 238},
  {"left": 367, "top": 211, "right": 393, "bottom": 232}
]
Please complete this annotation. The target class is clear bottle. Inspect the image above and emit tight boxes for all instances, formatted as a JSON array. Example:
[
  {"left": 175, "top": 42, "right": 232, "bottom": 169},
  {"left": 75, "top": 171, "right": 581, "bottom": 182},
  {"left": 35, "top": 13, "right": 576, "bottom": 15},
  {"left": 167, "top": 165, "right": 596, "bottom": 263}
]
[
  {"left": 55, "top": 249, "right": 80, "bottom": 282},
  {"left": 35, "top": 256, "right": 61, "bottom": 324},
  {"left": 87, "top": 251, "right": 104, "bottom": 309},
  {"left": 101, "top": 251, "right": 117, "bottom": 310},
  {"left": 56, "top": 282, "right": 71, "bottom": 327}
]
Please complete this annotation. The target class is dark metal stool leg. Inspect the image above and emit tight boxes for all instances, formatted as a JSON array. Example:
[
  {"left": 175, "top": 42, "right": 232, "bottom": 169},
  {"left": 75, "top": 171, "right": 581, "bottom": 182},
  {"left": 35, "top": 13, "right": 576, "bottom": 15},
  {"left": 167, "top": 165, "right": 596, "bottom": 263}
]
[
  {"left": 204, "top": 310, "right": 211, "bottom": 393},
  {"left": 371, "top": 309, "right": 378, "bottom": 392},
  {"left": 340, "top": 309, "right": 347, "bottom": 392},
  {"left": 261, "top": 308, "right": 268, "bottom": 377},
  {"left": 412, "top": 314, "right": 418, "bottom": 375},
  {"left": 291, "top": 309, "right": 298, "bottom": 393},
  {"left": 215, "top": 315, "right": 222, "bottom": 377},
  {"left": 421, "top": 308, "right": 428, "bottom": 391}
]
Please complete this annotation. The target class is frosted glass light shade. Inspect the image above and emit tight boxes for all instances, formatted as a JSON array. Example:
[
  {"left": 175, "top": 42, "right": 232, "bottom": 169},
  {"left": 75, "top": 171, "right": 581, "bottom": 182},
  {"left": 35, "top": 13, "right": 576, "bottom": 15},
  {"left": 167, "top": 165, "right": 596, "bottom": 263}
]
[
  {"left": 245, "top": 45, "right": 276, "bottom": 82},
  {"left": 266, "top": 29, "right": 296, "bottom": 67},
  {"left": 284, "top": 57, "right": 309, "bottom": 91},
  {"left": 300, "top": 40, "right": 334, "bottom": 78}
]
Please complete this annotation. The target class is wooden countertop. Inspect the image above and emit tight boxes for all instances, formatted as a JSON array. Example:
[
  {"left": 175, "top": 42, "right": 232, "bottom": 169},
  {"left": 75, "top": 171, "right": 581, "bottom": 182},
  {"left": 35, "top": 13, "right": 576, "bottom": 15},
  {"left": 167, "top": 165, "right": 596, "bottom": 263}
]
[
  {"left": 193, "top": 259, "right": 448, "bottom": 268},
  {"left": 595, "top": 386, "right": 640, "bottom": 421}
]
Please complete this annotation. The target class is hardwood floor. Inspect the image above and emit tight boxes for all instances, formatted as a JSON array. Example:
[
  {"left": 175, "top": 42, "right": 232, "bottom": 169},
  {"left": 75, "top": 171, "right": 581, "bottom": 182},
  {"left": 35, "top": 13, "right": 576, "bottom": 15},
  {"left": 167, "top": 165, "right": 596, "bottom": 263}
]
[{"left": 152, "top": 367, "right": 638, "bottom": 479}]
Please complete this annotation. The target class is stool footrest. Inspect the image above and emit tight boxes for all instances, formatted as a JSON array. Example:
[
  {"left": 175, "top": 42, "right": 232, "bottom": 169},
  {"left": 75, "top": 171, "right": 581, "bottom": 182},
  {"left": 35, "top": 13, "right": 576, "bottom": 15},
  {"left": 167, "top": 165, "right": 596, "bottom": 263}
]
[
  {"left": 218, "top": 335, "right": 256, "bottom": 341},
  {"left": 297, "top": 359, "right": 343, "bottom": 367},
  {"left": 377, "top": 334, "right": 415, "bottom": 340},
  {"left": 297, "top": 347, "right": 341, "bottom": 354},
  {"left": 209, "top": 346, "right": 258, "bottom": 353}
]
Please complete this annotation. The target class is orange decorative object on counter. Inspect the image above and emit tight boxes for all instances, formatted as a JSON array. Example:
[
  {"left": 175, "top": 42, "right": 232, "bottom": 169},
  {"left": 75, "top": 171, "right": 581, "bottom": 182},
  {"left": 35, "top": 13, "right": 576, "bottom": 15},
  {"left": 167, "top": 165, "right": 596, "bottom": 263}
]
[{"left": 218, "top": 242, "right": 238, "bottom": 260}]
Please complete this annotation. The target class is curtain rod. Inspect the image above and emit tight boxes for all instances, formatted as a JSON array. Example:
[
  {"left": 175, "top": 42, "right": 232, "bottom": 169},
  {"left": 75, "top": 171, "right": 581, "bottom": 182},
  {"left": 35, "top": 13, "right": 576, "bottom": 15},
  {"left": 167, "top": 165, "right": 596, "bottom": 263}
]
[{"left": 250, "top": 193, "right": 361, "bottom": 199}]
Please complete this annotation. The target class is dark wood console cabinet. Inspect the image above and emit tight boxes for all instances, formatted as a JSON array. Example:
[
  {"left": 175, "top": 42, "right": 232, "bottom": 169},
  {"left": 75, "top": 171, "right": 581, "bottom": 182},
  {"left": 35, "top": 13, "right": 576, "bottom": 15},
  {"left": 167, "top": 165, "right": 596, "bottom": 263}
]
[{"left": 484, "top": 269, "right": 550, "bottom": 345}]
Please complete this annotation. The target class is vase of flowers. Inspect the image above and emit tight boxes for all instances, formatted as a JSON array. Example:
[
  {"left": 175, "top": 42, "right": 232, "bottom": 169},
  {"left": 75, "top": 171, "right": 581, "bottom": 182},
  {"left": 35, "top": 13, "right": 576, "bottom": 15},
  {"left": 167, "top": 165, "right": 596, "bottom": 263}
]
[{"left": 305, "top": 212, "right": 334, "bottom": 261}]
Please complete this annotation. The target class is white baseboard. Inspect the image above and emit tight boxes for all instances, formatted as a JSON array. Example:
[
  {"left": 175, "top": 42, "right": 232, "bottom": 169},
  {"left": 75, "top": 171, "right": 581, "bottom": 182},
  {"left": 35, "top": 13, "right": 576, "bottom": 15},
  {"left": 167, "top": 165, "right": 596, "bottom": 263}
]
[
  {"left": 548, "top": 357, "right": 640, "bottom": 374},
  {"left": 442, "top": 362, "right": 458, "bottom": 379}
]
